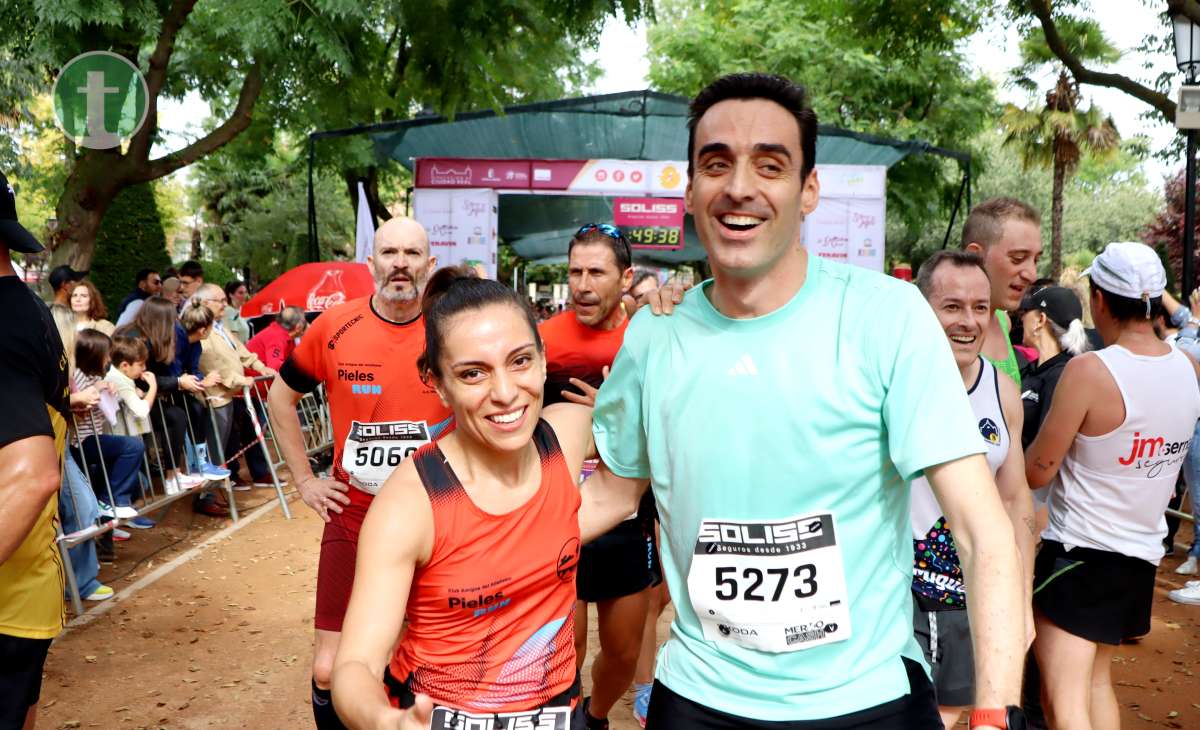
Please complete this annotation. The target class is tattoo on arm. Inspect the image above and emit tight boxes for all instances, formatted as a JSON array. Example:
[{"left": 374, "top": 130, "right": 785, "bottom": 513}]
[
  {"left": 1023, "top": 517, "right": 1037, "bottom": 537},
  {"left": 1034, "top": 458, "right": 1055, "bottom": 472}
]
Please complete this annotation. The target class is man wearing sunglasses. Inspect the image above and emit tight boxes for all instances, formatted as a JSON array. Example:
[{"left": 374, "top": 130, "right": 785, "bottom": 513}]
[{"left": 538, "top": 223, "right": 660, "bottom": 730}]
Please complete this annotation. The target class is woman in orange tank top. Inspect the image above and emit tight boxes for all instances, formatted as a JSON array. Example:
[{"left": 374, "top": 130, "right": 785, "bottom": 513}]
[{"left": 331, "top": 267, "right": 647, "bottom": 730}]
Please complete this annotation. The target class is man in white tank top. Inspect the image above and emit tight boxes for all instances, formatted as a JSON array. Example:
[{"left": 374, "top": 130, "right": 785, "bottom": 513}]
[
  {"left": 1026, "top": 241, "right": 1200, "bottom": 730},
  {"left": 912, "top": 251, "right": 1037, "bottom": 729}
]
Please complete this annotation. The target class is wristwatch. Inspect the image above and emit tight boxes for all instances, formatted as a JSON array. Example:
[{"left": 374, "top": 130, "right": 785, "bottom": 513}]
[{"left": 969, "top": 706, "right": 1027, "bottom": 729}]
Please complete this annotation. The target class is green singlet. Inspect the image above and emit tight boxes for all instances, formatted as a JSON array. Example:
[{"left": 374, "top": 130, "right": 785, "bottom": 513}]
[{"left": 989, "top": 309, "right": 1021, "bottom": 386}]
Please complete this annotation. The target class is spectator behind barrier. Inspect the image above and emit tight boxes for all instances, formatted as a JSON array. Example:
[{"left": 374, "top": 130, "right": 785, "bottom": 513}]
[
  {"left": 117, "top": 268, "right": 162, "bottom": 324},
  {"left": 105, "top": 336, "right": 158, "bottom": 438},
  {"left": 69, "top": 279, "right": 114, "bottom": 335},
  {"left": 48, "top": 263, "right": 86, "bottom": 307},
  {"left": 70, "top": 329, "right": 146, "bottom": 520},
  {"left": 223, "top": 279, "right": 251, "bottom": 344},
  {"left": 178, "top": 260, "right": 204, "bottom": 299},
  {"left": 247, "top": 305, "right": 307, "bottom": 373},
  {"left": 114, "top": 297, "right": 208, "bottom": 492}
]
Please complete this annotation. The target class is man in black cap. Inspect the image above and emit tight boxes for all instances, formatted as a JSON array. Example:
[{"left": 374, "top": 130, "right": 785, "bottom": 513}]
[
  {"left": 48, "top": 263, "right": 86, "bottom": 307},
  {"left": 0, "top": 171, "right": 71, "bottom": 729}
]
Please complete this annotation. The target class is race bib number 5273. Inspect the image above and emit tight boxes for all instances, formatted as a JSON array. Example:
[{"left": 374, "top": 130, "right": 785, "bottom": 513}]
[
  {"left": 341, "top": 420, "right": 430, "bottom": 494},
  {"left": 686, "top": 512, "right": 852, "bottom": 653}
]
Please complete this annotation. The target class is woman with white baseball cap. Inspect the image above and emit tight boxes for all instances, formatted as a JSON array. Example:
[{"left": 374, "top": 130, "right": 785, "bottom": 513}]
[{"left": 1025, "top": 241, "right": 1200, "bottom": 729}]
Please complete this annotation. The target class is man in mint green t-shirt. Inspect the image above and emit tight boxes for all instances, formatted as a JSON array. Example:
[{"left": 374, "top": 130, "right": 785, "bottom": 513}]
[{"left": 592, "top": 73, "right": 1026, "bottom": 729}]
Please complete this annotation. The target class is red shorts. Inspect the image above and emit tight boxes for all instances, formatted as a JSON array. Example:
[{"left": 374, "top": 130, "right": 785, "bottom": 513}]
[{"left": 314, "top": 485, "right": 374, "bottom": 632}]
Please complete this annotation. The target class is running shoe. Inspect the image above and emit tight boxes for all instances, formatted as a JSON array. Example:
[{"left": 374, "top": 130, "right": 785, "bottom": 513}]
[
  {"left": 126, "top": 516, "right": 156, "bottom": 530},
  {"left": 112, "top": 504, "right": 138, "bottom": 520},
  {"left": 85, "top": 585, "right": 114, "bottom": 601},
  {"left": 1168, "top": 582, "right": 1200, "bottom": 605},
  {"left": 200, "top": 462, "right": 231, "bottom": 480},
  {"left": 177, "top": 473, "right": 207, "bottom": 488},
  {"left": 112, "top": 528, "right": 131, "bottom": 542},
  {"left": 1176, "top": 556, "right": 1199, "bottom": 575},
  {"left": 96, "top": 501, "right": 115, "bottom": 518},
  {"left": 632, "top": 682, "right": 652, "bottom": 728}
]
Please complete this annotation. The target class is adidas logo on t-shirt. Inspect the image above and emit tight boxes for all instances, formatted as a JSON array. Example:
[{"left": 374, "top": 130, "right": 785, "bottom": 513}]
[{"left": 728, "top": 354, "right": 759, "bottom": 376}]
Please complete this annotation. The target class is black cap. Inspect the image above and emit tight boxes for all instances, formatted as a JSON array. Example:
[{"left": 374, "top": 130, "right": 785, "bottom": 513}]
[
  {"left": 0, "top": 171, "right": 44, "bottom": 254},
  {"left": 49, "top": 264, "right": 87, "bottom": 292},
  {"left": 1019, "top": 285, "right": 1083, "bottom": 330}
]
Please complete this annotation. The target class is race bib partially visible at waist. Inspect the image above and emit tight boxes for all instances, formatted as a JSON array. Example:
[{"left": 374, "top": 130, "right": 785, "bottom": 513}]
[
  {"left": 341, "top": 419, "right": 431, "bottom": 495},
  {"left": 687, "top": 511, "right": 853, "bottom": 653},
  {"left": 430, "top": 705, "right": 569, "bottom": 730}
]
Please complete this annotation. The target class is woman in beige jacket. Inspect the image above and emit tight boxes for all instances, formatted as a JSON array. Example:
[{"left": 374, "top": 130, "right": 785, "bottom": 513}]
[{"left": 195, "top": 284, "right": 277, "bottom": 481}]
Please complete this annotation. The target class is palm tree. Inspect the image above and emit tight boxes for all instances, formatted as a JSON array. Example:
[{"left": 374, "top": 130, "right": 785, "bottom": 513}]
[{"left": 1000, "top": 21, "right": 1121, "bottom": 278}]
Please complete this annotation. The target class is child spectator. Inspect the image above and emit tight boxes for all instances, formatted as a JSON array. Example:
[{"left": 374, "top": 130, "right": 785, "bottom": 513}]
[
  {"left": 105, "top": 336, "right": 158, "bottom": 438},
  {"left": 71, "top": 329, "right": 146, "bottom": 521}
]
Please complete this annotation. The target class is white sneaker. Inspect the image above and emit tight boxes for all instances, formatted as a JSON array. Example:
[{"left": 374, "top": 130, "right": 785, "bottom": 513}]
[
  {"left": 177, "top": 473, "right": 206, "bottom": 488},
  {"left": 113, "top": 505, "right": 138, "bottom": 520},
  {"left": 1168, "top": 582, "right": 1200, "bottom": 605},
  {"left": 1176, "top": 556, "right": 1199, "bottom": 575}
]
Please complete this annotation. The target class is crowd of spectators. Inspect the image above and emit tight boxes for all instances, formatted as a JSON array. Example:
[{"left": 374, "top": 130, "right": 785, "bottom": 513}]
[{"left": 48, "top": 260, "right": 307, "bottom": 602}]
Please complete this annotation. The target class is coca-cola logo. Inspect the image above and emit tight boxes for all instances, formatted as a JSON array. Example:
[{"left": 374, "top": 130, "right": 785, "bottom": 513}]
[{"left": 307, "top": 291, "right": 346, "bottom": 311}]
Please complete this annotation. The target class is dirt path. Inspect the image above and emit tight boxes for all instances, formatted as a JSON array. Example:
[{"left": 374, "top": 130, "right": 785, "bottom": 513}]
[{"left": 36, "top": 494, "right": 1200, "bottom": 729}]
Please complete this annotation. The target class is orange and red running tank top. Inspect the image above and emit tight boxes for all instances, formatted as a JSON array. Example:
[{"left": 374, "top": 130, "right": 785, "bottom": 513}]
[
  {"left": 278, "top": 296, "right": 453, "bottom": 496},
  {"left": 389, "top": 419, "right": 582, "bottom": 712},
  {"left": 537, "top": 310, "right": 628, "bottom": 406}
]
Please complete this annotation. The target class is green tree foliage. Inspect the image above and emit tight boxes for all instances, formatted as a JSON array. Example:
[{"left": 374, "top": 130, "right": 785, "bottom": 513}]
[
  {"left": 903, "top": 129, "right": 1158, "bottom": 275},
  {"left": 1, "top": 0, "right": 649, "bottom": 269},
  {"left": 1001, "top": 20, "right": 1120, "bottom": 277},
  {"left": 1142, "top": 169, "right": 1200, "bottom": 290},
  {"left": 191, "top": 130, "right": 353, "bottom": 283},
  {"left": 646, "top": 0, "right": 997, "bottom": 252},
  {"left": 90, "top": 183, "right": 171, "bottom": 314}
]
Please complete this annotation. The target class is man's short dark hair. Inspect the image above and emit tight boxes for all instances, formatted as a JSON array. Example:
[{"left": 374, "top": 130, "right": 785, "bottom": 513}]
[
  {"left": 961, "top": 197, "right": 1041, "bottom": 250},
  {"left": 49, "top": 265, "right": 86, "bottom": 292},
  {"left": 134, "top": 268, "right": 156, "bottom": 285},
  {"left": 915, "top": 250, "right": 990, "bottom": 299},
  {"left": 1090, "top": 283, "right": 1163, "bottom": 322},
  {"left": 569, "top": 227, "right": 632, "bottom": 273},
  {"left": 178, "top": 260, "right": 204, "bottom": 280},
  {"left": 688, "top": 73, "right": 818, "bottom": 180}
]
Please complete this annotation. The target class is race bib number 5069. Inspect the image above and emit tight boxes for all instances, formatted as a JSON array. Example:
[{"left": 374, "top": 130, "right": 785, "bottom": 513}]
[
  {"left": 686, "top": 512, "right": 852, "bottom": 653},
  {"left": 341, "top": 420, "right": 430, "bottom": 494}
]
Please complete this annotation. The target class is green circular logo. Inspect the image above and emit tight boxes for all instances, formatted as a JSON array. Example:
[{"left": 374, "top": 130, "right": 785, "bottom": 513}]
[{"left": 52, "top": 51, "right": 149, "bottom": 150}]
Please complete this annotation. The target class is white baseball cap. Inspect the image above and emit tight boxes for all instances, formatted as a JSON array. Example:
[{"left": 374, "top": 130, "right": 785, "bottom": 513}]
[{"left": 1083, "top": 241, "right": 1166, "bottom": 301}]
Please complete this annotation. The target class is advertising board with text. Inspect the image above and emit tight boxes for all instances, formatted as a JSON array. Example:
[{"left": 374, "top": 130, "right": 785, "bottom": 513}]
[{"left": 613, "top": 197, "right": 685, "bottom": 250}]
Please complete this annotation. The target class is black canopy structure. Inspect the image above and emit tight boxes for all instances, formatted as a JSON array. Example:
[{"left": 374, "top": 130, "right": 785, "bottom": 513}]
[{"left": 307, "top": 90, "right": 971, "bottom": 264}]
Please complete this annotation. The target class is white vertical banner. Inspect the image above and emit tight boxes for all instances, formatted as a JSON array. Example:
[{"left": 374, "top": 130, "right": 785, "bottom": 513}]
[
  {"left": 354, "top": 181, "right": 375, "bottom": 263},
  {"left": 803, "top": 165, "right": 887, "bottom": 272},
  {"left": 413, "top": 188, "right": 499, "bottom": 278}
]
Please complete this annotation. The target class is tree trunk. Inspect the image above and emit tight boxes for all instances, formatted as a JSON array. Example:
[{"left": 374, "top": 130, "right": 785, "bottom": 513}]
[
  {"left": 49, "top": 150, "right": 125, "bottom": 269},
  {"left": 1050, "top": 156, "right": 1066, "bottom": 279}
]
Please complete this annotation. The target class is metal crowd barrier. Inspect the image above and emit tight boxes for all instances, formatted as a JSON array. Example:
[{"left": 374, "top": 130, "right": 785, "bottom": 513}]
[{"left": 55, "top": 375, "right": 335, "bottom": 614}]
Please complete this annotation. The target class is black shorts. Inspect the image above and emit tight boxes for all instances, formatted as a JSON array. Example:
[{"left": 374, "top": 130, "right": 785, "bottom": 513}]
[
  {"left": 385, "top": 667, "right": 585, "bottom": 729},
  {"left": 0, "top": 633, "right": 53, "bottom": 727},
  {"left": 576, "top": 492, "right": 661, "bottom": 603},
  {"left": 1033, "top": 540, "right": 1156, "bottom": 645},
  {"left": 912, "top": 601, "right": 974, "bottom": 707},
  {"left": 644, "top": 658, "right": 941, "bottom": 729}
]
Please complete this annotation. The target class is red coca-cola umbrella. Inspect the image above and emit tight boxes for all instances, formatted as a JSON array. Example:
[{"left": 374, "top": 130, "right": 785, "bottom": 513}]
[{"left": 242, "top": 262, "right": 375, "bottom": 318}]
